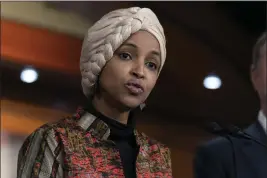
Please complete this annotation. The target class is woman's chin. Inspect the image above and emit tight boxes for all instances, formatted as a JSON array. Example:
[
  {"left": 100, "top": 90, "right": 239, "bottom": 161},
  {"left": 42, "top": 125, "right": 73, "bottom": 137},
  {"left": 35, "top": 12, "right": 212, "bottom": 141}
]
[{"left": 120, "top": 97, "right": 143, "bottom": 110}]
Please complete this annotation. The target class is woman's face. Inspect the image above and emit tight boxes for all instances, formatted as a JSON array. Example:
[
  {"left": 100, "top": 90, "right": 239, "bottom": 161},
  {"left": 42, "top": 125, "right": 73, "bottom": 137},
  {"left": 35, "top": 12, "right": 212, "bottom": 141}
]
[{"left": 98, "top": 30, "right": 161, "bottom": 109}]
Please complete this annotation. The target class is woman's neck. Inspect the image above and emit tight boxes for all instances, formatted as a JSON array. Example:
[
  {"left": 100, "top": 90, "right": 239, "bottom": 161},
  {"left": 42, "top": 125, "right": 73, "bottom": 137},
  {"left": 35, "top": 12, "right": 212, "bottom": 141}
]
[{"left": 92, "top": 96, "right": 130, "bottom": 125}]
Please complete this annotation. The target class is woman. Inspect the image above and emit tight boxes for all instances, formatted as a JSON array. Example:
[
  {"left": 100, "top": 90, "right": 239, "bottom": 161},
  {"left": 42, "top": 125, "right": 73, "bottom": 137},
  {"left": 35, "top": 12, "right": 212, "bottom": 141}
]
[{"left": 17, "top": 7, "right": 172, "bottom": 178}]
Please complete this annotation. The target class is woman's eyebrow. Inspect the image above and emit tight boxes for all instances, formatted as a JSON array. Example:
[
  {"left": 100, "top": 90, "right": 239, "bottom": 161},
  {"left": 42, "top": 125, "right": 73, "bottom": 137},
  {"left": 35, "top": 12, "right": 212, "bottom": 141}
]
[
  {"left": 123, "top": 43, "right": 160, "bottom": 56},
  {"left": 121, "top": 42, "right": 137, "bottom": 49},
  {"left": 151, "top": 50, "right": 160, "bottom": 57},
  {"left": 150, "top": 51, "right": 161, "bottom": 65}
]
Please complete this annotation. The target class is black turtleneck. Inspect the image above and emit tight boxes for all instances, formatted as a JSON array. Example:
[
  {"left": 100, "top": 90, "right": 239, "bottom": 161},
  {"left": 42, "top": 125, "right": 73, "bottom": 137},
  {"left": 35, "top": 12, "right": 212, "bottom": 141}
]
[{"left": 85, "top": 102, "right": 139, "bottom": 178}]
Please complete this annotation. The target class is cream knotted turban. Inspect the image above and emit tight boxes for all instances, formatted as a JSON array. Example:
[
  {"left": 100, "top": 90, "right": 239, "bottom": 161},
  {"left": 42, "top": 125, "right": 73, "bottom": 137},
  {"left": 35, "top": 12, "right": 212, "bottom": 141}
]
[{"left": 80, "top": 7, "right": 166, "bottom": 97}]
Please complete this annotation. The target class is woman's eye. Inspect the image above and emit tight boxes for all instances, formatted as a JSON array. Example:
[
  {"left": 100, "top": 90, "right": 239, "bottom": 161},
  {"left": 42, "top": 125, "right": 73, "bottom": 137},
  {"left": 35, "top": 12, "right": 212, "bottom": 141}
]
[
  {"left": 146, "top": 62, "right": 158, "bottom": 71},
  {"left": 119, "top": 52, "right": 132, "bottom": 60}
]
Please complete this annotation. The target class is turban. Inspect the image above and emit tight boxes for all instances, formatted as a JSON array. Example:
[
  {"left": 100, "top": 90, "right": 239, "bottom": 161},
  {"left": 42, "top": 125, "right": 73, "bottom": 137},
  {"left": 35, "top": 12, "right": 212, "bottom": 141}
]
[{"left": 80, "top": 7, "right": 166, "bottom": 97}]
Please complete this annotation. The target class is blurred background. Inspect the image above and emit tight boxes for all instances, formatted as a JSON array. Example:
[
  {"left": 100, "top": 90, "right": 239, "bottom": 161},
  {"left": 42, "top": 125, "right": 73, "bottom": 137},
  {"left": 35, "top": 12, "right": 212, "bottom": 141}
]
[{"left": 1, "top": 1, "right": 266, "bottom": 178}]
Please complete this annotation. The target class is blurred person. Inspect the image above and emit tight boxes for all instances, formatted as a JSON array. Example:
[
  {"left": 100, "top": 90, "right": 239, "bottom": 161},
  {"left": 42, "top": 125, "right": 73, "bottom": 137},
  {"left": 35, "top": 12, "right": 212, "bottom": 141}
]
[
  {"left": 17, "top": 7, "right": 172, "bottom": 178},
  {"left": 193, "top": 31, "right": 267, "bottom": 178}
]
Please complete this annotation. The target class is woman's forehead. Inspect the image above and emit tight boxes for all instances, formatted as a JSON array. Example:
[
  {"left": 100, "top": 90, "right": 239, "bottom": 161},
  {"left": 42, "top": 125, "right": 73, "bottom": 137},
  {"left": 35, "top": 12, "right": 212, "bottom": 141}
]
[{"left": 122, "top": 31, "right": 160, "bottom": 52}]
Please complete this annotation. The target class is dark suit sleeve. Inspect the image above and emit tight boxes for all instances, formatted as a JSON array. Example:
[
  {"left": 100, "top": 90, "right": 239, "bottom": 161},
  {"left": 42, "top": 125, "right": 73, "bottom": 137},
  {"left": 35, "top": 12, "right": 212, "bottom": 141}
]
[{"left": 193, "top": 144, "right": 227, "bottom": 178}]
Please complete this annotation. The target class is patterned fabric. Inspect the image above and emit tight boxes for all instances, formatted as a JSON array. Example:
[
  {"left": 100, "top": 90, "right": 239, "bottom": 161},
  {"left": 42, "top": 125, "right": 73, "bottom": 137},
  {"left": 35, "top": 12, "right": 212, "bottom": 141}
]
[{"left": 17, "top": 108, "right": 172, "bottom": 178}]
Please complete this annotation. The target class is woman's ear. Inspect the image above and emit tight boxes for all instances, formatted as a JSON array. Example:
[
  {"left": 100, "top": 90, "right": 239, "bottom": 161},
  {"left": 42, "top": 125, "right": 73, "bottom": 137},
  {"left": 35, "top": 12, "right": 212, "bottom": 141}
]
[
  {"left": 250, "top": 65, "right": 261, "bottom": 94},
  {"left": 251, "top": 67, "right": 256, "bottom": 89}
]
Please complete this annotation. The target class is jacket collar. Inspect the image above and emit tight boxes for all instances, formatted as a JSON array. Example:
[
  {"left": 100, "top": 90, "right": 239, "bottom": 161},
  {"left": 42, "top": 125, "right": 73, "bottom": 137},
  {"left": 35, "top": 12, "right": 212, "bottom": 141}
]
[
  {"left": 75, "top": 107, "right": 145, "bottom": 146},
  {"left": 245, "top": 120, "right": 267, "bottom": 146}
]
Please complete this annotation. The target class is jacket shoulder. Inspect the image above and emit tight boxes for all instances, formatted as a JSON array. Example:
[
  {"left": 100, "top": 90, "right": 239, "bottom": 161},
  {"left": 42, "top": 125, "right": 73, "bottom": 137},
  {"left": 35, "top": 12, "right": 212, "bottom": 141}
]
[
  {"left": 201, "top": 136, "right": 233, "bottom": 150},
  {"left": 18, "top": 116, "right": 81, "bottom": 155},
  {"left": 195, "top": 136, "right": 235, "bottom": 163},
  {"left": 22, "top": 115, "right": 80, "bottom": 146}
]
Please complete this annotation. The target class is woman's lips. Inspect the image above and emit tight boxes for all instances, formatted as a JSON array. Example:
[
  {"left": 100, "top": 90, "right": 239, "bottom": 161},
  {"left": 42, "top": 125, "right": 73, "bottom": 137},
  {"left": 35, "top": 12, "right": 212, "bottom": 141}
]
[{"left": 125, "top": 81, "right": 144, "bottom": 95}]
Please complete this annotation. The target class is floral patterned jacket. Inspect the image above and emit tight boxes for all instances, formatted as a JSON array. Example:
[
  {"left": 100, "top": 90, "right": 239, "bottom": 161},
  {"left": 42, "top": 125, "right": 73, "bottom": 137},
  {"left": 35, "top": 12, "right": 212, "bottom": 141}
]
[{"left": 17, "top": 108, "right": 172, "bottom": 178}]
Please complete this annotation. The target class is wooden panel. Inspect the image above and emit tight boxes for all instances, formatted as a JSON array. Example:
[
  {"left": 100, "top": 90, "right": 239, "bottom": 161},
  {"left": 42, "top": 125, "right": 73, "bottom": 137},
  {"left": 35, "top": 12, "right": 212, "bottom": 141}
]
[
  {"left": 1, "top": 99, "right": 70, "bottom": 135},
  {"left": 1, "top": 19, "right": 82, "bottom": 74},
  {"left": 1, "top": 2, "right": 91, "bottom": 37},
  {"left": 171, "top": 148, "right": 194, "bottom": 178}
]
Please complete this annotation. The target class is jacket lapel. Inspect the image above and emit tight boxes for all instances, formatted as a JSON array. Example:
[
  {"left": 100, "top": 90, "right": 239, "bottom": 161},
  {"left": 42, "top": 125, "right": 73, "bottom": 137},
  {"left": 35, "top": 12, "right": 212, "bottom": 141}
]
[
  {"left": 134, "top": 130, "right": 150, "bottom": 175},
  {"left": 244, "top": 121, "right": 267, "bottom": 148},
  {"left": 241, "top": 122, "right": 267, "bottom": 178}
]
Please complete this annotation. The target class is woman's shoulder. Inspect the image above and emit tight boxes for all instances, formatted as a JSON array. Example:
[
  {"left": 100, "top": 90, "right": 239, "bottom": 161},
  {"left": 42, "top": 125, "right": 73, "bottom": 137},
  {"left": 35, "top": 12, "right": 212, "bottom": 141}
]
[
  {"left": 17, "top": 114, "right": 84, "bottom": 169},
  {"left": 25, "top": 112, "right": 84, "bottom": 141}
]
